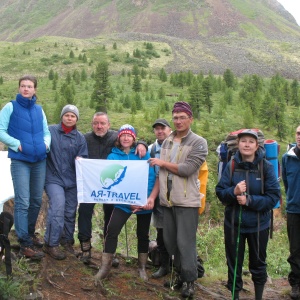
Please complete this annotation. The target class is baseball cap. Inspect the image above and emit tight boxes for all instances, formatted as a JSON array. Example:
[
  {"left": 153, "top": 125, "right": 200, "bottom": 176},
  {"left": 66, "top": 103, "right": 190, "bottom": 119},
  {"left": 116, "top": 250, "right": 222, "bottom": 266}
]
[{"left": 152, "top": 118, "right": 171, "bottom": 128}]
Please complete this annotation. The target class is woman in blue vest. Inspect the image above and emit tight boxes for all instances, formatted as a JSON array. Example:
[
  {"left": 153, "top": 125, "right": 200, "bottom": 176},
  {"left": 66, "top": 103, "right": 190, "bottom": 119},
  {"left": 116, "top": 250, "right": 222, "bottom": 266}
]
[
  {"left": 95, "top": 124, "right": 158, "bottom": 282},
  {"left": 216, "top": 129, "right": 280, "bottom": 300},
  {"left": 0, "top": 75, "right": 51, "bottom": 260}
]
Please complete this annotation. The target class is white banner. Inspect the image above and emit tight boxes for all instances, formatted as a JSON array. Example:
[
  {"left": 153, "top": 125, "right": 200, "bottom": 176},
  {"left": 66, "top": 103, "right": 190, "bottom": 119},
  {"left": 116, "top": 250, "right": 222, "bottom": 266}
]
[
  {"left": 0, "top": 151, "right": 14, "bottom": 213},
  {"left": 76, "top": 158, "right": 149, "bottom": 205}
]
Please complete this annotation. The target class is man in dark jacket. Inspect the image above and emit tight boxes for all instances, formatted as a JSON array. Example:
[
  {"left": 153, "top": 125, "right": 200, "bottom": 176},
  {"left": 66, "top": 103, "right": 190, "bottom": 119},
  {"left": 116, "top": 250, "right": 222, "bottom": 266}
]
[
  {"left": 282, "top": 125, "right": 300, "bottom": 300},
  {"left": 77, "top": 112, "right": 147, "bottom": 264},
  {"left": 149, "top": 118, "right": 172, "bottom": 279}
]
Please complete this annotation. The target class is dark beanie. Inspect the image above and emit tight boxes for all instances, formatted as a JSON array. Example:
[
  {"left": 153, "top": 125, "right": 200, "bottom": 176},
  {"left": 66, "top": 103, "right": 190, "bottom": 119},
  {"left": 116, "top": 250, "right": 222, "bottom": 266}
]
[{"left": 172, "top": 101, "right": 193, "bottom": 117}]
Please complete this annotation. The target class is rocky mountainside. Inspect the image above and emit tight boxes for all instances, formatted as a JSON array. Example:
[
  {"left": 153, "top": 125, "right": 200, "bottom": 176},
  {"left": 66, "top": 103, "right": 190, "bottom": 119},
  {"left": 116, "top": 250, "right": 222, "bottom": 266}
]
[
  {"left": 0, "top": 0, "right": 298, "bottom": 42},
  {"left": 0, "top": 0, "right": 299, "bottom": 78}
]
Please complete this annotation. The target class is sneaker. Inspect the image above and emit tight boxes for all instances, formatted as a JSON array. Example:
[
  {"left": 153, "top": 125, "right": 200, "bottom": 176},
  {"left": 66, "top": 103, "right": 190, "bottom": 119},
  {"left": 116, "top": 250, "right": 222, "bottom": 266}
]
[
  {"left": 31, "top": 233, "right": 44, "bottom": 248},
  {"left": 43, "top": 244, "right": 66, "bottom": 260},
  {"left": 181, "top": 281, "right": 195, "bottom": 298},
  {"left": 291, "top": 285, "right": 300, "bottom": 300},
  {"left": 19, "top": 245, "right": 45, "bottom": 260}
]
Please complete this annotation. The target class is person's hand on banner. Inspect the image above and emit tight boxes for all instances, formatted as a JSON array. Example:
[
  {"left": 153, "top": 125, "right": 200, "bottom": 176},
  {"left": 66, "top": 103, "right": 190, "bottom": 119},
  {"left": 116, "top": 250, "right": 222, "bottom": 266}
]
[{"left": 131, "top": 205, "right": 142, "bottom": 213}]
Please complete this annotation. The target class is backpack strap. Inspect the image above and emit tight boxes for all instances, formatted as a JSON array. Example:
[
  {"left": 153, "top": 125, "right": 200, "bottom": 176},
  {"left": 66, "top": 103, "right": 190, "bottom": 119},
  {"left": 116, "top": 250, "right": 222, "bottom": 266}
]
[{"left": 150, "top": 142, "right": 157, "bottom": 158}]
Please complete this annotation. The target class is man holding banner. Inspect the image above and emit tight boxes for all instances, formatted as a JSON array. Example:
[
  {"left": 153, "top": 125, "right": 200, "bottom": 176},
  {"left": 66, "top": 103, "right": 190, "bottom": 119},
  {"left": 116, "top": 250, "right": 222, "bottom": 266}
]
[
  {"left": 77, "top": 112, "right": 147, "bottom": 264},
  {"left": 149, "top": 101, "right": 208, "bottom": 299}
]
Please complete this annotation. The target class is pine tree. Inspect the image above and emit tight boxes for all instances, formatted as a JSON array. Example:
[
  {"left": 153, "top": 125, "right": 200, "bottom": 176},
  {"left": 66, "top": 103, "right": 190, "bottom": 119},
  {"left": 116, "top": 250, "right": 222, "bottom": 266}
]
[
  {"left": 81, "top": 69, "right": 87, "bottom": 81},
  {"left": 158, "top": 87, "right": 165, "bottom": 100},
  {"left": 188, "top": 80, "right": 203, "bottom": 120},
  {"left": 223, "top": 69, "right": 235, "bottom": 88},
  {"left": 123, "top": 95, "right": 131, "bottom": 108},
  {"left": 224, "top": 87, "right": 233, "bottom": 105},
  {"left": 48, "top": 69, "right": 54, "bottom": 80},
  {"left": 66, "top": 72, "right": 71, "bottom": 84},
  {"left": 132, "top": 75, "right": 142, "bottom": 92},
  {"left": 90, "top": 60, "right": 110, "bottom": 112},
  {"left": 73, "top": 70, "right": 80, "bottom": 85},
  {"left": 291, "top": 79, "right": 300, "bottom": 106},
  {"left": 53, "top": 99, "right": 67, "bottom": 123},
  {"left": 131, "top": 101, "right": 137, "bottom": 114},
  {"left": 132, "top": 64, "right": 140, "bottom": 76},
  {"left": 52, "top": 79, "right": 57, "bottom": 90},
  {"left": 134, "top": 93, "right": 143, "bottom": 110},
  {"left": 202, "top": 77, "right": 213, "bottom": 113},
  {"left": 159, "top": 68, "right": 167, "bottom": 82}
]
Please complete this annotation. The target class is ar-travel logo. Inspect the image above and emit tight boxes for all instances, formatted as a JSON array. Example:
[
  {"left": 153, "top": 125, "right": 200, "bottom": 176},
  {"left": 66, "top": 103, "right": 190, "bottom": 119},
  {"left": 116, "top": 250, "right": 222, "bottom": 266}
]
[{"left": 100, "top": 164, "right": 127, "bottom": 189}]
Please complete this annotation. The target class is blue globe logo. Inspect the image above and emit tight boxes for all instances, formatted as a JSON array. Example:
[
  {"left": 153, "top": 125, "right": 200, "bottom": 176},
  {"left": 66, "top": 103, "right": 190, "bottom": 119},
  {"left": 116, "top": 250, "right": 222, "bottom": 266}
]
[{"left": 100, "top": 164, "right": 127, "bottom": 189}]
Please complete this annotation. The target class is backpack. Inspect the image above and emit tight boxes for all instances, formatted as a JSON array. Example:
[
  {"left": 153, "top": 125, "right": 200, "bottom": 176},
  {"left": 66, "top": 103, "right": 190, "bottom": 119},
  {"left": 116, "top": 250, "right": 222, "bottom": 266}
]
[
  {"left": 216, "top": 128, "right": 280, "bottom": 208},
  {"left": 151, "top": 142, "right": 209, "bottom": 215},
  {"left": 0, "top": 211, "right": 14, "bottom": 277},
  {"left": 198, "top": 161, "right": 208, "bottom": 215},
  {"left": 217, "top": 128, "right": 265, "bottom": 181}
]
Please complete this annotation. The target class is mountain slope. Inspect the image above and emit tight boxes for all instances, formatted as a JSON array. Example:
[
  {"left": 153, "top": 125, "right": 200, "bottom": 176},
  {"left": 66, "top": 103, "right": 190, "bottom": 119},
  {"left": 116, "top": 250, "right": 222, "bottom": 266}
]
[
  {"left": 0, "top": 0, "right": 299, "bottom": 42},
  {"left": 0, "top": 0, "right": 299, "bottom": 79}
]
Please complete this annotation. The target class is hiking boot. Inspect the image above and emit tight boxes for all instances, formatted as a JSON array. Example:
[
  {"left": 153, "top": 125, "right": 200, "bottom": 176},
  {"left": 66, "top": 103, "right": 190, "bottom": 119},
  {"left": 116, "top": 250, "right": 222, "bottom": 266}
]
[
  {"left": 181, "top": 281, "right": 195, "bottom": 298},
  {"left": 290, "top": 285, "right": 300, "bottom": 299},
  {"left": 31, "top": 233, "right": 44, "bottom": 248},
  {"left": 62, "top": 241, "right": 75, "bottom": 255},
  {"left": 43, "top": 244, "right": 66, "bottom": 260},
  {"left": 164, "top": 273, "right": 183, "bottom": 290},
  {"left": 19, "top": 245, "right": 44, "bottom": 260},
  {"left": 78, "top": 240, "right": 92, "bottom": 264},
  {"left": 152, "top": 252, "right": 170, "bottom": 279}
]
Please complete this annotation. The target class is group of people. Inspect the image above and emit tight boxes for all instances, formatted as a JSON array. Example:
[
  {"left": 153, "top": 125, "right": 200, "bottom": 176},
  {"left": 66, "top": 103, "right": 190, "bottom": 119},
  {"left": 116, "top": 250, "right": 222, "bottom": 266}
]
[{"left": 0, "top": 75, "right": 300, "bottom": 300}]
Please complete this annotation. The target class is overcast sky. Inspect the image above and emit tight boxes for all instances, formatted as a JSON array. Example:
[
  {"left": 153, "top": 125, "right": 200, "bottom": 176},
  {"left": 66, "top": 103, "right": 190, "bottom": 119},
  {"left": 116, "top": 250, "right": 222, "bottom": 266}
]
[{"left": 277, "top": 0, "right": 300, "bottom": 25}]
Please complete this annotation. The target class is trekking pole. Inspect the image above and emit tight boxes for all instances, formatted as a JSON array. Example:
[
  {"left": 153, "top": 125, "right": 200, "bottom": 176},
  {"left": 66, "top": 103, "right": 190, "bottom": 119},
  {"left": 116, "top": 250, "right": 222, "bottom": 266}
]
[
  {"left": 232, "top": 205, "right": 242, "bottom": 300},
  {"left": 124, "top": 222, "right": 130, "bottom": 262}
]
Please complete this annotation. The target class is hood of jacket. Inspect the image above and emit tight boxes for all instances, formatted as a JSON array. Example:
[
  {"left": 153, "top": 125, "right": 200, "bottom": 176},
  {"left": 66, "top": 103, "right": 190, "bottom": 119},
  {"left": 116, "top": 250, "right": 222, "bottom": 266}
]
[{"left": 110, "top": 146, "right": 136, "bottom": 157}]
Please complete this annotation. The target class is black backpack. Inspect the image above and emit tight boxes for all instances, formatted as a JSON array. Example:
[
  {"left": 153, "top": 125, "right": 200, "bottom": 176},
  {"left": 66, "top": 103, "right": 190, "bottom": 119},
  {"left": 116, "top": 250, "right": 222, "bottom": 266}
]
[{"left": 0, "top": 211, "right": 14, "bottom": 277}]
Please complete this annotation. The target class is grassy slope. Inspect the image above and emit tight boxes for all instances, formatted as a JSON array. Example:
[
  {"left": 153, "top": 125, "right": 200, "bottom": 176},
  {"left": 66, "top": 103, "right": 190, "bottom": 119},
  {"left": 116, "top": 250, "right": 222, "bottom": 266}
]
[{"left": 0, "top": 33, "right": 295, "bottom": 289}]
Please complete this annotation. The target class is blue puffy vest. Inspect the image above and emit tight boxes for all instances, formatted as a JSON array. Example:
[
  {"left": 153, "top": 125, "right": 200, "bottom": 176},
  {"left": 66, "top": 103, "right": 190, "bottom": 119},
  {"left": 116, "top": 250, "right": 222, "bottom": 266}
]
[{"left": 7, "top": 94, "right": 46, "bottom": 162}]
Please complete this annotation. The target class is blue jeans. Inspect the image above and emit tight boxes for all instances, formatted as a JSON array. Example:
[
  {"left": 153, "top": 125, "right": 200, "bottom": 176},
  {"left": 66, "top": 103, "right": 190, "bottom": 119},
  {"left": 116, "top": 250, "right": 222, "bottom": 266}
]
[
  {"left": 10, "top": 159, "right": 46, "bottom": 247},
  {"left": 44, "top": 184, "right": 78, "bottom": 247}
]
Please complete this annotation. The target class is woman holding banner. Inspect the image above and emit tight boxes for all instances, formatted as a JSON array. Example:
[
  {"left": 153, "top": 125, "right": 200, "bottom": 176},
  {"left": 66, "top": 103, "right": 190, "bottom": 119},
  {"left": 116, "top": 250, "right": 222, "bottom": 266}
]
[
  {"left": 95, "top": 124, "right": 158, "bottom": 282},
  {"left": 216, "top": 129, "right": 280, "bottom": 300}
]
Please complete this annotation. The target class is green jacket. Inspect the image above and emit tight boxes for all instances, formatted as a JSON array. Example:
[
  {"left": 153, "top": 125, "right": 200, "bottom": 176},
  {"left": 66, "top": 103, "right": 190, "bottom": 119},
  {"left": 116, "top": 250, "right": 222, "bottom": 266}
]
[{"left": 159, "top": 129, "right": 208, "bottom": 208}]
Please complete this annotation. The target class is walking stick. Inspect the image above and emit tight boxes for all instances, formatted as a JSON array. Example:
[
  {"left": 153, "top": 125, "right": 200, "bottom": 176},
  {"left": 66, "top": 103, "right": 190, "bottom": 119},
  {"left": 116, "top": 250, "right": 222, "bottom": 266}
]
[
  {"left": 232, "top": 205, "right": 242, "bottom": 300},
  {"left": 124, "top": 222, "right": 130, "bottom": 262}
]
